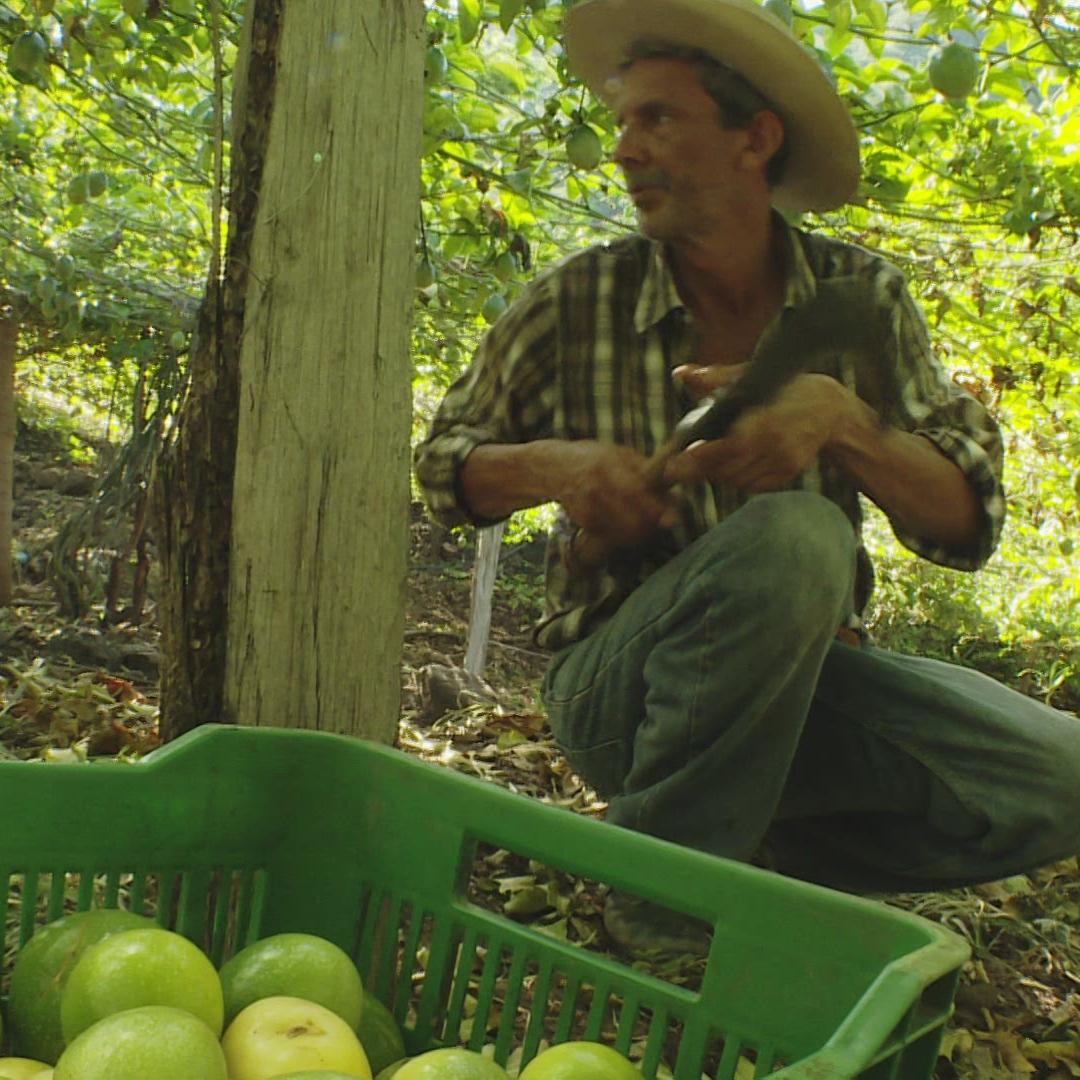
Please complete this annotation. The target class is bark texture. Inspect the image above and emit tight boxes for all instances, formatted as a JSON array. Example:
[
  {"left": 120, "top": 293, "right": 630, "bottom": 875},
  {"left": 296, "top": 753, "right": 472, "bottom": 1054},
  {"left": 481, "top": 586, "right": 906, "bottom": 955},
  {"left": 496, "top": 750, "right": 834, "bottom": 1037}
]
[
  {"left": 0, "top": 316, "right": 16, "bottom": 606},
  {"left": 154, "top": 0, "right": 283, "bottom": 741},
  {"left": 224, "top": 0, "right": 424, "bottom": 737}
]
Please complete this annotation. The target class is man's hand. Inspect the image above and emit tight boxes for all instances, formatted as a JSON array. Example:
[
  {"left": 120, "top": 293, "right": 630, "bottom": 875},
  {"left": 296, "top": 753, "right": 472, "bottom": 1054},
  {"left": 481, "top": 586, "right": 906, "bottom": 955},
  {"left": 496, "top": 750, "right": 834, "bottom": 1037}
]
[
  {"left": 665, "top": 367, "right": 852, "bottom": 493},
  {"left": 555, "top": 440, "right": 680, "bottom": 548},
  {"left": 459, "top": 439, "right": 679, "bottom": 549}
]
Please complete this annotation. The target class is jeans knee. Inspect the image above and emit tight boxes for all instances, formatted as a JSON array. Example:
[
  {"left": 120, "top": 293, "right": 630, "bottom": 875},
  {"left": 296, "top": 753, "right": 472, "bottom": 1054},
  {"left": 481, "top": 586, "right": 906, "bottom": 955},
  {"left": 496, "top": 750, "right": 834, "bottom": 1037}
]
[{"left": 736, "top": 492, "right": 855, "bottom": 616}]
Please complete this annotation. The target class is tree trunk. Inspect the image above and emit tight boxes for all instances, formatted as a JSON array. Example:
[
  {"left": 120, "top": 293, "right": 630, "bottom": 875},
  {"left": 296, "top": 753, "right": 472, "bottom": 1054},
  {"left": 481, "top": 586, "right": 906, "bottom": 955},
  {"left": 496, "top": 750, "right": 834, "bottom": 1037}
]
[
  {"left": 153, "top": 0, "right": 282, "bottom": 741},
  {"left": 0, "top": 317, "right": 15, "bottom": 607},
  {"left": 224, "top": 1, "right": 424, "bottom": 738}
]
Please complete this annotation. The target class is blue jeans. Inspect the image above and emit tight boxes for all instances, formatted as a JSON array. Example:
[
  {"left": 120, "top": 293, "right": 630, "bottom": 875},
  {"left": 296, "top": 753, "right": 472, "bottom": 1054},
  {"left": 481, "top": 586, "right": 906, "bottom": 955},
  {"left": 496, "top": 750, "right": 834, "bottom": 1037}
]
[{"left": 542, "top": 492, "right": 1080, "bottom": 891}]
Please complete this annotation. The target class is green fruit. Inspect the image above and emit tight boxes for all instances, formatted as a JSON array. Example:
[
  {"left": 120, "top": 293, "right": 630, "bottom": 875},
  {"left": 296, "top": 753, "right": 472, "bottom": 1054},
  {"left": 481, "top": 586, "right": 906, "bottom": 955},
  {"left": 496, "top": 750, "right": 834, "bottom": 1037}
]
[
  {"left": 424, "top": 46, "right": 448, "bottom": 85},
  {"left": 481, "top": 293, "right": 508, "bottom": 324},
  {"left": 34, "top": 277, "right": 56, "bottom": 300},
  {"left": 169, "top": 329, "right": 186, "bottom": 349},
  {"left": 8, "top": 32, "right": 47, "bottom": 76},
  {"left": 565, "top": 125, "right": 603, "bottom": 170},
  {"left": 274, "top": 1074, "right": 368, "bottom": 1079},
  {"left": 54, "top": 255, "right": 75, "bottom": 282},
  {"left": 393, "top": 1049, "right": 510, "bottom": 1079},
  {"left": 519, "top": 1041, "right": 640, "bottom": 1079},
  {"left": 121, "top": 0, "right": 147, "bottom": 17},
  {"left": 86, "top": 171, "right": 108, "bottom": 197},
  {"left": 66, "top": 175, "right": 91, "bottom": 205},
  {"left": 375, "top": 1064, "right": 407, "bottom": 1080},
  {"left": 415, "top": 257, "right": 436, "bottom": 289},
  {"left": 219, "top": 932, "right": 364, "bottom": 1030},
  {"left": 763, "top": 0, "right": 793, "bottom": 27},
  {"left": 355, "top": 991, "right": 406, "bottom": 1075},
  {"left": 60, "top": 928, "right": 224, "bottom": 1043},
  {"left": 492, "top": 252, "right": 517, "bottom": 283},
  {"left": 928, "top": 42, "right": 980, "bottom": 99},
  {"left": 7, "top": 909, "right": 156, "bottom": 1064},
  {"left": 54, "top": 1006, "right": 228, "bottom": 1080}
]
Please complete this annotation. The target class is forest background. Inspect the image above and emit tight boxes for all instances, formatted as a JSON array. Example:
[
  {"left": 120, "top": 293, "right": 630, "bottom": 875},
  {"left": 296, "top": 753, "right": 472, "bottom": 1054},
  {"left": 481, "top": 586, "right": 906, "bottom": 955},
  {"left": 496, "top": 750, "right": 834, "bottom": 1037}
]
[
  {"left": 2, "top": 0, "right": 1077, "bottom": 700},
  {"left": 0, "top": 0, "right": 1078, "bottom": 1076}
]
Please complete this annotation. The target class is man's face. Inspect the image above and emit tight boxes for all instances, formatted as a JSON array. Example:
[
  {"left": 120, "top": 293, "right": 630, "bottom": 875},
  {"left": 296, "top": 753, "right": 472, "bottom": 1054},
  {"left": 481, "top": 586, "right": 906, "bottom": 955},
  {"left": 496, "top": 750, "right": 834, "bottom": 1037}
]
[{"left": 608, "top": 57, "right": 749, "bottom": 243}]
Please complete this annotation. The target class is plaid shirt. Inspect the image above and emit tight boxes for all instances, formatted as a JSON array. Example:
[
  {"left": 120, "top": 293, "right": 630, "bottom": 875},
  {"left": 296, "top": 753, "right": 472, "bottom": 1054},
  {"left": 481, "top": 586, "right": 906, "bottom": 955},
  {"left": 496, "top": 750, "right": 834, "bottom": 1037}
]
[{"left": 415, "top": 221, "right": 1006, "bottom": 651}]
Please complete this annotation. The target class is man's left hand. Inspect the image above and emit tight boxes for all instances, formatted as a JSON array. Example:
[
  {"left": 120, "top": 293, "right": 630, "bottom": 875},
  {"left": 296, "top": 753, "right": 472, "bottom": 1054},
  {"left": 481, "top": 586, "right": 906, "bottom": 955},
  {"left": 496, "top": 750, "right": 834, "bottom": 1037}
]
[{"left": 664, "top": 372, "right": 851, "bottom": 492}]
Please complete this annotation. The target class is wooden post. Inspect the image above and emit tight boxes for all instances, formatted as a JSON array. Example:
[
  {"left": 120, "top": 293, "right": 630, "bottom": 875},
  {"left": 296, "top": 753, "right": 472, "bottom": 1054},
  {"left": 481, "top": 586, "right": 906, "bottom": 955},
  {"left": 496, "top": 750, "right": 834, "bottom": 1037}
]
[
  {"left": 0, "top": 316, "right": 16, "bottom": 607},
  {"left": 465, "top": 522, "right": 506, "bottom": 678}
]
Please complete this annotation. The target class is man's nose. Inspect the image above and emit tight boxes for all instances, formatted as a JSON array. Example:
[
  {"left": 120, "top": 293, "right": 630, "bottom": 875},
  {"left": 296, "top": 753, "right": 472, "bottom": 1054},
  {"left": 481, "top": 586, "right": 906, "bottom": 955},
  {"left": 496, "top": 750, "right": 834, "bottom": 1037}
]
[{"left": 614, "top": 125, "right": 646, "bottom": 167}]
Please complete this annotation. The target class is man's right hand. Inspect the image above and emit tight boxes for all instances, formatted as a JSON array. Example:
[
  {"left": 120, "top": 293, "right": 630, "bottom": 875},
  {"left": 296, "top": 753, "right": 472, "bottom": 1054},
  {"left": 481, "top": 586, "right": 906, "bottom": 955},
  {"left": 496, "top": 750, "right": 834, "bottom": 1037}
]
[
  {"left": 460, "top": 439, "right": 679, "bottom": 550},
  {"left": 553, "top": 440, "right": 681, "bottom": 549}
]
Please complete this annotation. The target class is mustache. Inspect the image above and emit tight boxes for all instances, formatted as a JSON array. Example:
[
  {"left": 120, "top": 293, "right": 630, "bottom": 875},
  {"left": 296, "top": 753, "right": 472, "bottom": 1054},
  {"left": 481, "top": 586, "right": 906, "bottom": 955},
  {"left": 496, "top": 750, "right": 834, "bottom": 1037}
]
[{"left": 623, "top": 170, "right": 671, "bottom": 191}]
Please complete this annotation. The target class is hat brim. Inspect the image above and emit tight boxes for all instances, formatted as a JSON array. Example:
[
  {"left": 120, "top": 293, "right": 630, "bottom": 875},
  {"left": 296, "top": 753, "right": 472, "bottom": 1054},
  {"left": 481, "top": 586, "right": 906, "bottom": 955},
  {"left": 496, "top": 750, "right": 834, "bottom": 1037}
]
[{"left": 564, "top": 0, "right": 860, "bottom": 214}]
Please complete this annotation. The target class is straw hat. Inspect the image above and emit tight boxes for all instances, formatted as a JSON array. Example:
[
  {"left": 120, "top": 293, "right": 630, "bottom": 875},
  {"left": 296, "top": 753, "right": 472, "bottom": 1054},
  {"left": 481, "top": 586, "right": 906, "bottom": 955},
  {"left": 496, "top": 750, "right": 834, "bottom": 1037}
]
[{"left": 564, "top": 0, "right": 860, "bottom": 213}]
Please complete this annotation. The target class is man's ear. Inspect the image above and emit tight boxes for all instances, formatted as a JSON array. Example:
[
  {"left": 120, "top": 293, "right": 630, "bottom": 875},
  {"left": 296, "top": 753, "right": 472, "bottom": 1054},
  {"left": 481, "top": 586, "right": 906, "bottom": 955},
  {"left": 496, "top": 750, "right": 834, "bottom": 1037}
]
[{"left": 739, "top": 109, "right": 786, "bottom": 175}]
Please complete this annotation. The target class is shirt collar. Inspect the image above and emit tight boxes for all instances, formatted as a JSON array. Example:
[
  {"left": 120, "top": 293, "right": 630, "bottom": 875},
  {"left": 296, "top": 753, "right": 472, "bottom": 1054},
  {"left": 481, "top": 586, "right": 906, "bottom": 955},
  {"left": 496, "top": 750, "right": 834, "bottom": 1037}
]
[{"left": 633, "top": 214, "right": 817, "bottom": 334}]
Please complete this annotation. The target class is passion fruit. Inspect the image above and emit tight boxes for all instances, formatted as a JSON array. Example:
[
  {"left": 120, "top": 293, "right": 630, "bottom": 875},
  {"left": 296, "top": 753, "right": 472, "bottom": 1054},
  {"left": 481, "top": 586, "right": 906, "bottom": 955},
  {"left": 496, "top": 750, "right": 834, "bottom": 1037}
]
[
  {"left": 928, "top": 42, "right": 980, "bottom": 99},
  {"left": 481, "top": 292, "right": 508, "bottom": 324},
  {"left": 8, "top": 32, "right": 47, "bottom": 76},
  {"left": 565, "top": 125, "right": 603, "bottom": 171}
]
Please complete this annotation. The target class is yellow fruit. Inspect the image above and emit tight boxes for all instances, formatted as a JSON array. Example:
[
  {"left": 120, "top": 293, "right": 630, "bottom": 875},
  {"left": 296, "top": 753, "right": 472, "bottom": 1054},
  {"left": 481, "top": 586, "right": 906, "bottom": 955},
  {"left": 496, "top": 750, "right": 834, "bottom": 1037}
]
[
  {"left": 0, "top": 1059, "right": 53, "bottom": 1080},
  {"left": 221, "top": 996, "right": 372, "bottom": 1080}
]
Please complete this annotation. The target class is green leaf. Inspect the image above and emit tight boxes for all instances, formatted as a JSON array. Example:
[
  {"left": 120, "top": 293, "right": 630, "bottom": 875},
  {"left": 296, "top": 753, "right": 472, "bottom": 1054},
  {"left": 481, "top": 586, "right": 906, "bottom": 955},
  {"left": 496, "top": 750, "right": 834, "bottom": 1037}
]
[
  {"left": 499, "top": 0, "right": 525, "bottom": 33},
  {"left": 458, "top": 0, "right": 481, "bottom": 44}
]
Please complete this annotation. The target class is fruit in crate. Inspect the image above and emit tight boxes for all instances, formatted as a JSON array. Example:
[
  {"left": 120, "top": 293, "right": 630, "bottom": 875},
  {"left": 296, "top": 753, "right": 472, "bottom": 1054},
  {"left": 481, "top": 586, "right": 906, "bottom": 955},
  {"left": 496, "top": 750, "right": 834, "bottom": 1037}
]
[
  {"left": 221, "top": 996, "right": 372, "bottom": 1079},
  {"left": 59, "top": 927, "right": 224, "bottom": 1042},
  {"left": 0, "top": 1059, "right": 53, "bottom": 1079},
  {"left": 7, "top": 908, "right": 156, "bottom": 1063},
  {"left": 392, "top": 1047, "right": 511, "bottom": 1078},
  {"left": 355, "top": 990, "right": 407, "bottom": 1074},
  {"left": 52, "top": 1005, "right": 228, "bottom": 1079},
  {"left": 220, "top": 932, "right": 365, "bottom": 1028},
  {"left": 519, "top": 1040, "right": 641, "bottom": 1077},
  {"left": 273, "top": 1073, "right": 369, "bottom": 1079}
]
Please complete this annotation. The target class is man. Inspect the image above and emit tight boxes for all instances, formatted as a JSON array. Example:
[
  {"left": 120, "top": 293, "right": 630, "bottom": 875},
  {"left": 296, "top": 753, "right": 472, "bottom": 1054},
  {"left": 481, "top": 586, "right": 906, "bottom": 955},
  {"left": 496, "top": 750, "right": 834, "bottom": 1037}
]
[{"left": 415, "top": 0, "right": 1080, "bottom": 953}]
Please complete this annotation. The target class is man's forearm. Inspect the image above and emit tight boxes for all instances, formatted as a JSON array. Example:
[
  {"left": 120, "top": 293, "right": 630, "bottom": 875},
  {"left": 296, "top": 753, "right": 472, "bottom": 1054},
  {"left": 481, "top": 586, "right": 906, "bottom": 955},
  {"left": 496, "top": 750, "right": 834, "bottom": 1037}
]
[
  {"left": 826, "top": 391, "right": 984, "bottom": 553},
  {"left": 459, "top": 441, "right": 570, "bottom": 520}
]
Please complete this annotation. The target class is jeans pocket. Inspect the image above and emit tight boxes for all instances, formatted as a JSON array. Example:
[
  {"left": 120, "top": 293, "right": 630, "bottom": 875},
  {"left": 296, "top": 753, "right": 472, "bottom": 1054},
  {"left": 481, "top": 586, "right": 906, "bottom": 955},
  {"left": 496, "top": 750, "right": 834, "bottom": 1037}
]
[
  {"left": 545, "top": 696, "right": 631, "bottom": 798},
  {"left": 558, "top": 738, "right": 632, "bottom": 800}
]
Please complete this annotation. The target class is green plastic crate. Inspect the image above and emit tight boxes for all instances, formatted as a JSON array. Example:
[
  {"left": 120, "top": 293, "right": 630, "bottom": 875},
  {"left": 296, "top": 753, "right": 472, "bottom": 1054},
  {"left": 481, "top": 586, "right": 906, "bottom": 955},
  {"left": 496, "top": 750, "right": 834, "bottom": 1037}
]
[{"left": 0, "top": 724, "right": 968, "bottom": 1078}]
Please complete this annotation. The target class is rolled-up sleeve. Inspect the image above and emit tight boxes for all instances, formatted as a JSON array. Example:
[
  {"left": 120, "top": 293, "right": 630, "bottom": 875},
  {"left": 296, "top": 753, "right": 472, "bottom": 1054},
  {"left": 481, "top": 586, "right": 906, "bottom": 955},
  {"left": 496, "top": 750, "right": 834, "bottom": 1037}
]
[
  {"left": 890, "top": 281, "right": 1006, "bottom": 569},
  {"left": 414, "top": 275, "right": 559, "bottom": 529}
]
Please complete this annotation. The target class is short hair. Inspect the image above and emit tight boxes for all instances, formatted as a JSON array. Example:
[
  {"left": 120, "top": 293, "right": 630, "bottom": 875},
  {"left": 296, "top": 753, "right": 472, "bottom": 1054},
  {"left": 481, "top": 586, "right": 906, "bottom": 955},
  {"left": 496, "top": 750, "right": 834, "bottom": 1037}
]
[{"left": 619, "top": 39, "right": 791, "bottom": 187}]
